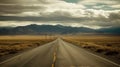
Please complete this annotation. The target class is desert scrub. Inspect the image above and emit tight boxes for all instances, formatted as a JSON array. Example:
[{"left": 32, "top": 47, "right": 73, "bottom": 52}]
[
  {"left": 0, "top": 38, "right": 56, "bottom": 57},
  {"left": 63, "top": 37, "right": 120, "bottom": 56}
]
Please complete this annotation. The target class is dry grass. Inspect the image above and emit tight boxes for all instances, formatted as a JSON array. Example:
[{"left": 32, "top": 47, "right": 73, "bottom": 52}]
[
  {"left": 0, "top": 35, "right": 56, "bottom": 56},
  {"left": 62, "top": 35, "right": 120, "bottom": 57}
]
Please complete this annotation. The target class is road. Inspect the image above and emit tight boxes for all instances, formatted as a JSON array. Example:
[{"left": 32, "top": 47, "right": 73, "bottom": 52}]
[{"left": 0, "top": 38, "right": 120, "bottom": 67}]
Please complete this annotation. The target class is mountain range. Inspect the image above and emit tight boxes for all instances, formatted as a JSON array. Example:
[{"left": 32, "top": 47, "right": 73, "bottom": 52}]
[{"left": 0, "top": 24, "right": 120, "bottom": 35}]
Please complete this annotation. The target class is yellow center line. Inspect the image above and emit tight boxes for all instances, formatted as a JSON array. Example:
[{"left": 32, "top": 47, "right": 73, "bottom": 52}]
[
  {"left": 52, "top": 47, "right": 57, "bottom": 67},
  {"left": 53, "top": 52, "right": 57, "bottom": 63}
]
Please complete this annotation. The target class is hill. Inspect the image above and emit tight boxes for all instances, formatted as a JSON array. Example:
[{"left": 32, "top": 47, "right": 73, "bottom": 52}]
[{"left": 0, "top": 24, "right": 119, "bottom": 35}]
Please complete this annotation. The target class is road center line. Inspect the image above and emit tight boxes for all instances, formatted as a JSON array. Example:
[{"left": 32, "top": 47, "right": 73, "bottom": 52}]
[{"left": 52, "top": 47, "right": 57, "bottom": 67}]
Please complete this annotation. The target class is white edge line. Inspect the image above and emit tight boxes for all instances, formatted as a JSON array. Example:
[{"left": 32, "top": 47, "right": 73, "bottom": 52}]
[
  {"left": 62, "top": 40, "right": 120, "bottom": 67},
  {"left": 86, "top": 51, "right": 120, "bottom": 67}
]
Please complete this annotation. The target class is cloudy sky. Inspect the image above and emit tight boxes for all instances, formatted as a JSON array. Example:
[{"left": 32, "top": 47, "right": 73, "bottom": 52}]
[{"left": 0, "top": 0, "right": 120, "bottom": 29}]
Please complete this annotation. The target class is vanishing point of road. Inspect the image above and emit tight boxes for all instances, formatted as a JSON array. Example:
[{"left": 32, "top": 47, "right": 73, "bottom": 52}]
[{"left": 0, "top": 38, "right": 120, "bottom": 67}]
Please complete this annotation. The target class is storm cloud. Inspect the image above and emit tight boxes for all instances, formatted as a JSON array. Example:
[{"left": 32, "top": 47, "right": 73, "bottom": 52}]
[{"left": 0, "top": 0, "right": 120, "bottom": 29}]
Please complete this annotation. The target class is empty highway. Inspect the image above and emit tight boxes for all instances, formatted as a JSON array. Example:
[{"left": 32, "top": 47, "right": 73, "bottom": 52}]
[{"left": 0, "top": 39, "right": 120, "bottom": 67}]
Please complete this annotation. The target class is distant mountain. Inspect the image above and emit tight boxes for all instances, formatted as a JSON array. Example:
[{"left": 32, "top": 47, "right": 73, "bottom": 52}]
[
  {"left": 98, "top": 27, "right": 120, "bottom": 34},
  {"left": 0, "top": 24, "right": 119, "bottom": 35}
]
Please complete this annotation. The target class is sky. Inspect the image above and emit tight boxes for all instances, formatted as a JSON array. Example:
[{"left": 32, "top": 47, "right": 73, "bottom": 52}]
[{"left": 0, "top": 0, "right": 120, "bottom": 29}]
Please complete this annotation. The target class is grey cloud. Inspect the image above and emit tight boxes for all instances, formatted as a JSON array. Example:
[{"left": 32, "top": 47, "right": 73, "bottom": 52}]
[
  {"left": 0, "top": 0, "right": 120, "bottom": 28},
  {"left": 0, "top": 10, "right": 118, "bottom": 22},
  {"left": 0, "top": 0, "right": 54, "bottom": 4},
  {"left": 0, "top": 0, "right": 52, "bottom": 15},
  {"left": 0, "top": 4, "right": 46, "bottom": 15},
  {"left": 109, "top": 12, "right": 120, "bottom": 20},
  {"left": 0, "top": 15, "right": 90, "bottom": 21},
  {"left": 41, "top": 11, "right": 72, "bottom": 18},
  {"left": 0, "top": 0, "right": 18, "bottom": 4},
  {"left": 80, "top": 12, "right": 120, "bottom": 27},
  {"left": 0, "top": 13, "right": 119, "bottom": 28}
]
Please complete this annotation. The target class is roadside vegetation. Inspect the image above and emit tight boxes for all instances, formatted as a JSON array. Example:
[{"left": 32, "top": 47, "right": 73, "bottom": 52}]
[
  {"left": 62, "top": 35, "right": 120, "bottom": 59},
  {"left": 0, "top": 36, "right": 56, "bottom": 57}
]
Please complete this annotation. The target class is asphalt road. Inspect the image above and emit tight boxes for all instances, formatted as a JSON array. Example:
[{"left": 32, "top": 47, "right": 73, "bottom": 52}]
[{"left": 0, "top": 38, "right": 120, "bottom": 67}]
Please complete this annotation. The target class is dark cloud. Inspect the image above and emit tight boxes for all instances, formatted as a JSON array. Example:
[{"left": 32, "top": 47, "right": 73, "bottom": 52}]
[
  {"left": 0, "top": 15, "right": 90, "bottom": 21},
  {"left": 109, "top": 12, "right": 120, "bottom": 20},
  {"left": 0, "top": 0, "right": 55, "bottom": 4},
  {"left": 0, "top": 0, "right": 50, "bottom": 15},
  {"left": 0, "top": 5, "right": 23, "bottom": 14},
  {"left": 0, "top": 4, "right": 46, "bottom": 15},
  {"left": 0, "top": 0, "right": 120, "bottom": 28},
  {"left": 0, "top": 0, "right": 18, "bottom": 4}
]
